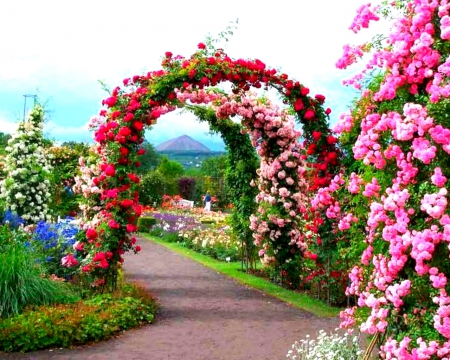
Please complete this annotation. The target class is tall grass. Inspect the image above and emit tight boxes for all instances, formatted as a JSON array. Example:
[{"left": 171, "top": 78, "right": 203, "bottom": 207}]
[{"left": 0, "top": 241, "right": 76, "bottom": 318}]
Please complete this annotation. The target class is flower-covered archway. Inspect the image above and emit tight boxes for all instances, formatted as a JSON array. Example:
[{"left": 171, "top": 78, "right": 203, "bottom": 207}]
[{"left": 75, "top": 43, "right": 338, "bottom": 289}]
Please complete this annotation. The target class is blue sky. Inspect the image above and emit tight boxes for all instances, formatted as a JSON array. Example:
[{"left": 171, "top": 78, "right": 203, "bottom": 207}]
[{"left": 0, "top": 0, "right": 386, "bottom": 151}]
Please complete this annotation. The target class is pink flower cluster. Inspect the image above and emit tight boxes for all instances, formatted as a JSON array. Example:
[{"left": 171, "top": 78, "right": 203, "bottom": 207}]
[{"left": 335, "top": 1, "right": 450, "bottom": 353}]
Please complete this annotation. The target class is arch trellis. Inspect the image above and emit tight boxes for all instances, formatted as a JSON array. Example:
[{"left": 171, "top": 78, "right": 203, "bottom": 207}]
[{"left": 75, "top": 44, "right": 338, "bottom": 290}]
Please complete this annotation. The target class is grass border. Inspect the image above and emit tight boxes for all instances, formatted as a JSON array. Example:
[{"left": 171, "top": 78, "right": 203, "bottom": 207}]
[{"left": 141, "top": 234, "right": 340, "bottom": 318}]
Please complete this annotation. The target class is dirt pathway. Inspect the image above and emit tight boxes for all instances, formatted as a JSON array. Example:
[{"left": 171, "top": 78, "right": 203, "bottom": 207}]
[{"left": 2, "top": 238, "right": 339, "bottom": 360}]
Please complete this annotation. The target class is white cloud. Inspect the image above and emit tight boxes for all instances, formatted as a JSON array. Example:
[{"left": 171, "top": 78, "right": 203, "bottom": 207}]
[
  {"left": 43, "top": 120, "right": 93, "bottom": 143},
  {"left": 0, "top": 114, "right": 19, "bottom": 134},
  {"left": 0, "top": 0, "right": 391, "bottom": 145}
]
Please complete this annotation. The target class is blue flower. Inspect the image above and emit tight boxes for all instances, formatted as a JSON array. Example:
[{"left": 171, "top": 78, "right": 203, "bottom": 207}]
[{"left": 2, "top": 210, "right": 25, "bottom": 228}]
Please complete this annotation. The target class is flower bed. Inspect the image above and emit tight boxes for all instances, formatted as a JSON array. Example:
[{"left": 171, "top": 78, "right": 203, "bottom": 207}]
[{"left": 148, "top": 210, "right": 240, "bottom": 261}]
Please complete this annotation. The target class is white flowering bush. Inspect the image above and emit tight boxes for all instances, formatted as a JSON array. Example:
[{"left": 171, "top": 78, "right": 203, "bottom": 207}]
[
  {"left": 0, "top": 105, "right": 52, "bottom": 223},
  {"left": 286, "top": 330, "right": 363, "bottom": 360}
]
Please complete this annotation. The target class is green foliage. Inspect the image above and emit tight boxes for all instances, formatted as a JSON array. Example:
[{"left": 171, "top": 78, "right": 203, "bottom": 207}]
[
  {"left": 0, "top": 283, "right": 157, "bottom": 352},
  {"left": 0, "top": 227, "right": 77, "bottom": 318},
  {"left": 199, "top": 155, "right": 227, "bottom": 178},
  {"left": 136, "top": 140, "right": 161, "bottom": 173},
  {"left": 138, "top": 170, "right": 169, "bottom": 206},
  {"left": 137, "top": 216, "right": 157, "bottom": 232},
  {"left": 186, "top": 104, "right": 259, "bottom": 268},
  {"left": 46, "top": 143, "right": 90, "bottom": 217},
  {"left": 0, "top": 132, "right": 11, "bottom": 156},
  {"left": 157, "top": 155, "right": 184, "bottom": 178}
]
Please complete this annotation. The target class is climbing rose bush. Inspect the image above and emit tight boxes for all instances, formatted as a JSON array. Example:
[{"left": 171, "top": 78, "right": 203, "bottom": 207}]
[
  {"left": 176, "top": 88, "right": 315, "bottom": 286},
  {"left": 331, "top": 0, "right": 450, "bottom": 357},
  {"left": 74, "top": 42, "right": 335, "bottom": 290},
  {"left": 0, "top": 105, "right": 52, "bottom": 224}
]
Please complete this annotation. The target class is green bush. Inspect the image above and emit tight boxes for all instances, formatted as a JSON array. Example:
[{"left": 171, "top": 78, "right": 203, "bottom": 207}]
[
  {"left": 0, "top": 283, "right": 157, "bottom": 352},
  {"left": 137, "top": 216, "right": 157, "bottom": 232},
  {"left": 0, "top": 236, "right": 77, "bottom": 318},
  {"left": 138, "top": 170, "right": 168, "bottom": 206}
]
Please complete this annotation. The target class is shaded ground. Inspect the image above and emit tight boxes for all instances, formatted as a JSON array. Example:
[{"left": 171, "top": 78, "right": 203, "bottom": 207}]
[{"left": 2, "top": 238, "right": 339, "bottom": 360}]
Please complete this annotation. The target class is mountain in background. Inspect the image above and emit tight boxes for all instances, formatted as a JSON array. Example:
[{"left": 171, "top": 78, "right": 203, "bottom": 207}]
[
  {"left": 155, "top": 135, "right": 225, "bottom": 169},
  {"left": 156, "top": 135, "right": 211, "bottom": 153}
]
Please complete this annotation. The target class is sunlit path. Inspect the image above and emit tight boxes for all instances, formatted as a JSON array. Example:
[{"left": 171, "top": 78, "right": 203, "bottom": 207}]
[{"left": 4, "top": 238, "right": 338, "bottom": 360}]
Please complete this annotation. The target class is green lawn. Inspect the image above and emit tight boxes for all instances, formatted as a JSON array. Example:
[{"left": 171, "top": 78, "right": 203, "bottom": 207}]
[{"left": 141, "top": 234, "right": 340, "bottom": 318}]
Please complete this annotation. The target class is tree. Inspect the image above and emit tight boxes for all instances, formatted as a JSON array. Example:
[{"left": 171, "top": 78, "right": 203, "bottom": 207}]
[
  {"left": 199, "top": 155, "right": 227, "bottom": 178},
  {"left": 0, "top": 132, "right": 11, "bottom": 155},
  {"left": 156, "top": 156, "right": 184, "bottom": 178},
  {"left": 136, "top": 141, "right": 161, "bottom": 173}
]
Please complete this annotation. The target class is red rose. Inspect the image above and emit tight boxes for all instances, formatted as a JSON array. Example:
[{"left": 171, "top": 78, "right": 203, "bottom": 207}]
[
  {"left": 300, "top": 87, "right": 310, "bottom": 96},
  {"left": 118, "top": 126, "right": 131, "bottom": 137},
  {"left": 86, "top": 228, "right": 98, "bottom": 240},
  {"left": 325, "top": 108, "right": 332, "bottom": 115},
  {"left": 136, "top": 148, "right": 146, "bottom": 155},
  {"left": 312, "top": 131, "right": 322, "bottom": 142},
  {"left": 104, "top": 164, "right": 116, "bottom": 177},
  {"left": 126, "top": 224, "right": 137, "bottom": 233},
  {"left": 110, "top": 110, "right": 121, "bottom": 120},
  {"left": 119, "top": 147, "right": 129, "bottom": 156},
  {"left": 315, "top": 94, "right": 326, "bottom": 103},
  {"left": 165, "top": 51, "right": 173, "bottom": 58},
  {"left": 200, "top": 77, "right": 209, "bottom": 86},
  {"left": 121, "top": 199, "right": 134, "bottom": 207},
  {"left": 93, "top": 252, "right": 105, "bottom": 262},
  {"left": 123, "top": 78, "right": 130, "bottom": 86},
  {"left": 304, "top": 109, "right": 315, "bottom": 120},
  {"left": 128, "top": 173, "right": 140, "bottom": 183},
  {"left": 197, "top": 42, "right": 206, "bottom": 49},
  {"left": 135, "top": 245, "right": 142, "bottom": 252},
  {"left": 326, "top": 135, "right": 337, "bottom": 145},
  {"left": 124, "top": 113, "right": 134, "bottom": 122},
  {"left": 132, "top": 121, "right": 144, "bottom": 131},
  {"left": 151, "top": 109, "right": 162, "bottom": 119},
  {"left": 99, "top": 259, "right": 109, "bottom": 269},
  {"left": 294, "top": 98, "right": 304, "bottom": 112},
  {"left": 103, "top": 96, "right": 117, "bottom": 108},
  {"left": 107, "top": 121, "right": 119, "bottom": 129},
  {"left": 95, "top": 132, "right": 106, "bottom": 142},
  {"left": 328, "top": 152, "right": 338, "bottom": 163}
]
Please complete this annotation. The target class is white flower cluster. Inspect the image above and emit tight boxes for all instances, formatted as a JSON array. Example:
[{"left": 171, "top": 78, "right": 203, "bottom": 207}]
[
  {"left": 286, "top": 330, "right": 363, "bottom": 360},
  {"left": 0, "top": 105, "right": 53, "bottom": 223}
]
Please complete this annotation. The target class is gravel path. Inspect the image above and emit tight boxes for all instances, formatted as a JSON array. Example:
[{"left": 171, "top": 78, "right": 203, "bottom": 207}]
[{"left": 2, "top": 238, "right": 339, "bottom": 360}]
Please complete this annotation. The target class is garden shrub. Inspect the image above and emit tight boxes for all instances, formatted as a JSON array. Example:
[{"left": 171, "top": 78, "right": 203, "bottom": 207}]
[
  {"left": 137, "top": 216, "right": 157, "bottom": 232},
  {"left": 0, "top": 105, "right": 52, "bottom": 224},
  {"left": 0, "top": 283, "right": 157, "bottom": 352},
  {"left": 286, "top": 330, "right": 362, "bottom": 360},
  {"left": 0, "top": 232, "right": 77, "bottom": 318},
  {"left": 178, "top": 177, "right": 196, "bottom": 200},
  {"left": 138, "top": 170, "right": 168, "bottom": 206},
  {"left": 31, "top": 219, "right": 79, "bottom": 278}
]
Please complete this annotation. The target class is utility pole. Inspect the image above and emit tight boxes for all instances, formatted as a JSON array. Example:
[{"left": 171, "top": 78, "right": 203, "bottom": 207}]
[{"left": 23, "top": 94, "right": 37, "bottom": 120}]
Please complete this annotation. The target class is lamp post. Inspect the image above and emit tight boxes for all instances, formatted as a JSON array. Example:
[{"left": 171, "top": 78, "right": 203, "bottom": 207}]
[{"left": 23, "top": 94, "right": 37, "bottom": 120}]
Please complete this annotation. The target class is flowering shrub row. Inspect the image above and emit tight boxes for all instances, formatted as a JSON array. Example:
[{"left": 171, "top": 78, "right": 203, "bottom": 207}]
[{"left": 327, "top": 0, "right": 450, "bottom": 357}]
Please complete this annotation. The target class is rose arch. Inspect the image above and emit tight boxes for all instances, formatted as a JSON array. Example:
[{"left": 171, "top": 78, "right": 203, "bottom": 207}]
[{"left": 73, "top": 43, "right": 339, "bottom": 290}]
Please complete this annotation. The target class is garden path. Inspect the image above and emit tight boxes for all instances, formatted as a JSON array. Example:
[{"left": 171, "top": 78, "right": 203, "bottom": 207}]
[{"left": 4, "top": 238, "right": 339, "bottom": 360}]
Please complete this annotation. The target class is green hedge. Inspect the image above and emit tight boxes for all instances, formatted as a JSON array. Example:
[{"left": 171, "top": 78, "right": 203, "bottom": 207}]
[
  {"left": 0, "top": 283, "right": 157, "bottom": 352},
  {"left": 137, "top": 216, "right": 157, "bottom": 232}
]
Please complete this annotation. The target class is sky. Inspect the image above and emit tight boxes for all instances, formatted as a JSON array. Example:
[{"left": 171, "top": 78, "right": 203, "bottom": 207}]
[{"left": 0, "top": 0, "right": 388, "bottom": 151}]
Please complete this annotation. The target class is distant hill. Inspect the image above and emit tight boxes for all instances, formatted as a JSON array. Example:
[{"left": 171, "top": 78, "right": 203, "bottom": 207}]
[{"left": 156, "top": 135, "right": 211, "bottom": 153}]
